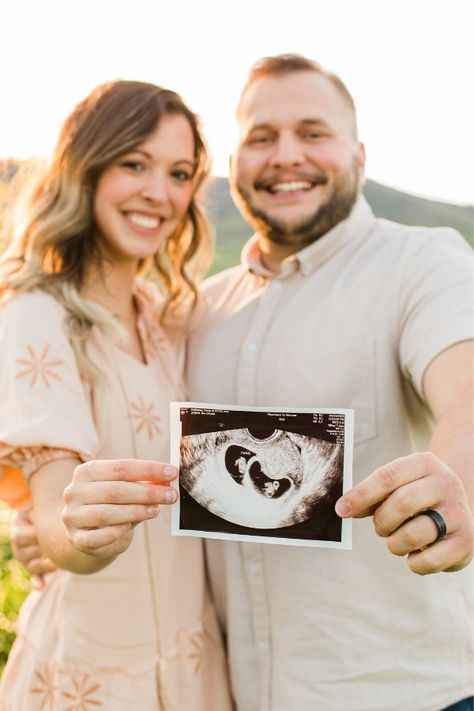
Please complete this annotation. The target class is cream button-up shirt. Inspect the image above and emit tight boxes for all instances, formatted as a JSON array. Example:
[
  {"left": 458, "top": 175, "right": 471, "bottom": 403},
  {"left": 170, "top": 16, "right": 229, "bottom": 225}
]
[{"left": 187, "top": 197, "right": 474, "bottom": 711}]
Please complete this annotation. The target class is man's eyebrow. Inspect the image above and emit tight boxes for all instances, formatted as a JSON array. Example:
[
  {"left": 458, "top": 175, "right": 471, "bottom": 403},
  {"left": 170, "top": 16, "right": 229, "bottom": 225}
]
[
  {"left": 245, "top": 123, "right": 275, "bottom": 133},
  {"left": 299, "top": 118, "right": 332, "bottom": 128},
  {"left": 244, "top": 119, "right": 332, "bottom": 132}
]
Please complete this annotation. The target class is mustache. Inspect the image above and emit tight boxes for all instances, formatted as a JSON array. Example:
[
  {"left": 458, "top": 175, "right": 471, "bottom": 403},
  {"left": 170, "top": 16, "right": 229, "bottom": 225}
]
[{"left": 254, "top": 171, "right": 329, "bottom": 190}]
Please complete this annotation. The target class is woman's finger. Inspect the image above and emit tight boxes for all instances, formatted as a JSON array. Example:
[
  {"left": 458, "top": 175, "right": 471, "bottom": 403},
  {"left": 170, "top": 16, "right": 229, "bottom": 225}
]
[
  {"left": 64, "top": 479, "right": 176, "bottom": 507},
  {"left": 63, "top": 502, "right": 164, "bottom": 530},
  {"left": 73, "top": 459, "right": 177, "bottom": 485},
  {"left": 69, "top": 523, "right": 133, "bottom": 554}
]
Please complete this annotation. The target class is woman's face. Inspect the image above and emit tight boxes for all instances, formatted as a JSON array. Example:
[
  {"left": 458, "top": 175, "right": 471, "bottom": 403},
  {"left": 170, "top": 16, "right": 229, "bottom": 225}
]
[{"left": 93, "top": 113, "right": 196, "bottom": 266}]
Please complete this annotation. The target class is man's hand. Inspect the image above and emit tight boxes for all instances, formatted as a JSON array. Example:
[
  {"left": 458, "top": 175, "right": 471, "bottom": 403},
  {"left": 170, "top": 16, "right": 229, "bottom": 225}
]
[
  {"left": 11, "top": 508, "right": 56, "bottom": 588},
  {"left": 335, "top": 452, "right": 473, "bottom": 574}
]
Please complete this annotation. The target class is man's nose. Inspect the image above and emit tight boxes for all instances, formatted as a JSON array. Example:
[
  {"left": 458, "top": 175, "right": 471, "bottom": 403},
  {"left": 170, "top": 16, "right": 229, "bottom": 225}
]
[
  {"left": 141, "top": 170, "right": 169, "bottom": 203},
  {"left": 269, "top": 133, "right": 304, "bottom": 167}
]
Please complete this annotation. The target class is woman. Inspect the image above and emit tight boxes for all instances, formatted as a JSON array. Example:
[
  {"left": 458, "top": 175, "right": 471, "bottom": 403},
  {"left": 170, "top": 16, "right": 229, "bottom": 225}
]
[{"left": 0, "top": 81, "right": 232, "bottom": 710}]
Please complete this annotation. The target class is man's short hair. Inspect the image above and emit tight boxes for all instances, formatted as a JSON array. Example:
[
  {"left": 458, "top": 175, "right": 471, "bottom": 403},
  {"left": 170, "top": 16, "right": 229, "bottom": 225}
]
[{"left": 237, "top": 53, "right": 357, "bottom": 134}]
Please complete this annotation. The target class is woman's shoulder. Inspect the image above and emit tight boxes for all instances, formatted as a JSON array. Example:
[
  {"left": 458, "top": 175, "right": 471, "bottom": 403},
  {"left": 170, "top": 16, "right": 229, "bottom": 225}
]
[
  {"left": 1, "top": 288, "right": 66, "bottom": 318},
  {"left": 0, "top": 289, "right": 67, "bottom": 337}
]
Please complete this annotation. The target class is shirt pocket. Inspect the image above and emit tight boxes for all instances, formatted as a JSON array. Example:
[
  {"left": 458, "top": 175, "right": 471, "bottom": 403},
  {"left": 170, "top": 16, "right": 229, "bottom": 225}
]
[{"left": 275, "top": 338, "right": 377, "bottom": 445}]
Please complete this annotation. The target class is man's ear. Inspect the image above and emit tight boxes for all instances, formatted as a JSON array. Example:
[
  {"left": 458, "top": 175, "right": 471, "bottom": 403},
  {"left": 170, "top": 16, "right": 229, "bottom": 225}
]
[
  {"left": 357, "top": 142, "right": 366, "bottom": 173},
  {"left": 357, "top": 142, "right": 366, "bottom": 179}
]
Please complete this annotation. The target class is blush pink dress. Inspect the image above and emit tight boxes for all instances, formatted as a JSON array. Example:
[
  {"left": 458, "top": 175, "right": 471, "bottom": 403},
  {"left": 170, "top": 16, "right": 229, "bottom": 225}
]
[{"left": 0, "top": 285, "right": 233, "bottom": 711}]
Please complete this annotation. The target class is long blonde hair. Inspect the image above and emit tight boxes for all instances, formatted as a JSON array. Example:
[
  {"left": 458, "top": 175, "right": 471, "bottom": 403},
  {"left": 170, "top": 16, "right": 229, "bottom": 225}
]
[{"left": 0, "top": 80, "right": 212, "bottom": 382}]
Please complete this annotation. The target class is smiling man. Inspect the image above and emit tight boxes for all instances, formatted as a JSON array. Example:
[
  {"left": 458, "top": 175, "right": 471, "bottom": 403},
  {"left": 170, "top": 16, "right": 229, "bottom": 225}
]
[
  {"left": 187, "top": 55, "right": 474, "bottom": 711},
  {"left": 232, "top": 62, "right": 363, "bottom": 267}
]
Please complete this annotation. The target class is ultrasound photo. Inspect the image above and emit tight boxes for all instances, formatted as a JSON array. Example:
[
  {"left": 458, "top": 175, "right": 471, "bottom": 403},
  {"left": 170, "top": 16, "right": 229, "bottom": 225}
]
[{"left": 170, "top": 403, "right": 353, "bottom": 548}]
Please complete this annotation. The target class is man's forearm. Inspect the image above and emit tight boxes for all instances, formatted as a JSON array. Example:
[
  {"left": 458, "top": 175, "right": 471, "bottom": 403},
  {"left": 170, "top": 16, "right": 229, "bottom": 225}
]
[{"left": 429, "top": 381, "right": 474, "bottom": 510}]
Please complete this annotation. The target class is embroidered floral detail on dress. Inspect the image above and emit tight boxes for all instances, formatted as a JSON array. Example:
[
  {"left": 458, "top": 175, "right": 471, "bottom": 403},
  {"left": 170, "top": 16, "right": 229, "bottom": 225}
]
[
  {"left": 29, "top": 664, "right": 58, "bottom": 710},
  {"left": 61, "top": 672, "right": 103, "bottom": 710},
  {"left": 130, "top": 396, "right": 162, "bottom": 440},
  {"left": 187, "top": 630, "right": 204, "bottom": 674},
  {"left": 15, "top": 344, "right": 64, "bottom": 388}
]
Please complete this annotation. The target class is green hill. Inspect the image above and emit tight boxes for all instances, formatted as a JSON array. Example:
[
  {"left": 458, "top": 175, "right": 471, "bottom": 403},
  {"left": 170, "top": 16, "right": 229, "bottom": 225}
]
[{"left": 205, "top": 177, "right": 473, "bottom": 274}]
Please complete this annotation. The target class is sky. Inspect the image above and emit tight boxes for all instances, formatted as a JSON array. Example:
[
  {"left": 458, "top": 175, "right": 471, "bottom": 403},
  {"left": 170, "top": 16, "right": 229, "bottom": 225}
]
[{"left": 1, "top": 0, "right": 472, "bottom": 204}]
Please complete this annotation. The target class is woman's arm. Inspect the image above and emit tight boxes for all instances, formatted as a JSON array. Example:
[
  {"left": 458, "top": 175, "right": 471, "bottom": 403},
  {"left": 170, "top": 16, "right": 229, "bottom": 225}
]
[{"left": 30, "top": 457, "right": 178, "bottom": 574}]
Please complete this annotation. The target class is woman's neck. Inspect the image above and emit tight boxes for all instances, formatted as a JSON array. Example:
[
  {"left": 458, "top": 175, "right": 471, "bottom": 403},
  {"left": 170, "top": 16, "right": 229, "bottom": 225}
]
[{"left": 81, "top": 261, "right": 137, "bottom": 321}]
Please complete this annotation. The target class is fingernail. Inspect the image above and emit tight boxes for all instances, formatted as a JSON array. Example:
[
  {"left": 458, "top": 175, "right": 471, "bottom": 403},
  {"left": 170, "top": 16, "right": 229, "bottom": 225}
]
[
  {"left": 164, "top": 465, "right": 176, "bottom": 478},
  {"left": 335, "top": 498, "right": 351, "bottom": 517},
  {"left": 147, "top": 505, "right": 160, "bottom": 516},
  {"left": 164, "top": 489, "right": 177, "bottom": 504}
]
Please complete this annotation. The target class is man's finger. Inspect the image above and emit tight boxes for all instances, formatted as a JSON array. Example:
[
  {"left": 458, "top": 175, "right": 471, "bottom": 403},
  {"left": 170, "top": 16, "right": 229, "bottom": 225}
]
[
  {"left": 25, "top": 556, "right": 57, "bottom": 577},
  {"left": 406, "top": 536, "right": 473, "bottom": 575},
  {"left": 12, "top": 543, "right": 43, "bottom": 564},
  {"left": 371, "top": 476, "right": 453, "bottom": 537},
  {"left": 335, "top": 453, "right": 441, "bottom": 518},
  {"left": 385, "top": 511, "right": 451, "bottom": 556},
  {"left": 10, "top": 524, "right": 37, "bottom": 548}
]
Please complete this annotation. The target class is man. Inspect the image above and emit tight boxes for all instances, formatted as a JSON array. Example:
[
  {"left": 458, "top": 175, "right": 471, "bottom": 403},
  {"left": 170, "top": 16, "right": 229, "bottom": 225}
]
[{"left": 186, "top": 55, "right": 474, "bottom": 711}]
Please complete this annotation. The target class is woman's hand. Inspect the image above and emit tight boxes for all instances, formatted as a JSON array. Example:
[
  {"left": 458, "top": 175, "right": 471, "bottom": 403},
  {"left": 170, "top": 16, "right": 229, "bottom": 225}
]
[
  {"left": 62, "top": 459, "right": 178, "bottom": 560},
  {"left": 11, "top": 507, "right": 56, "bottom": 588}
]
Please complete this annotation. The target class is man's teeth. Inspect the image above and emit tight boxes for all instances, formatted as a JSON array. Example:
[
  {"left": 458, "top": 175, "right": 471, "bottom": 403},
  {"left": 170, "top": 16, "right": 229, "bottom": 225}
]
[
  {"left": 269, "top": 181, "right": 313, "bottom": 193},
  {"left": 127, "top": 213, "right": 161, "bottom": 228}
]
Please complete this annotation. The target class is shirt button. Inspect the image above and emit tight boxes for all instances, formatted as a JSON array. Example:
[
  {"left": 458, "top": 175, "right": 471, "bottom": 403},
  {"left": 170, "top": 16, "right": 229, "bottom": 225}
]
[
  {"left": 258, "top": 639, "right": 270, "bottom": 653},
  {"left": 248, "top": 342, "right": 257, "bottom": 353},
  {"left": 249, "top": 562, "right": 262, "bottom": 574}
]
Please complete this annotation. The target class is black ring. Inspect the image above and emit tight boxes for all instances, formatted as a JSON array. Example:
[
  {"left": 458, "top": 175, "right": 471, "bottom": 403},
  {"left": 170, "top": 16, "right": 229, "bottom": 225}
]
[{"left": 420, "top": 509, "right": 447, "bottom": 541}]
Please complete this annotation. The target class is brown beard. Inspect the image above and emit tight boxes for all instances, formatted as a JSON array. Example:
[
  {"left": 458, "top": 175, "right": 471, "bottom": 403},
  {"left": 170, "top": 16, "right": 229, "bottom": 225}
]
[{"left": 232, "top": 158, "right": 361, "bottom": 250}]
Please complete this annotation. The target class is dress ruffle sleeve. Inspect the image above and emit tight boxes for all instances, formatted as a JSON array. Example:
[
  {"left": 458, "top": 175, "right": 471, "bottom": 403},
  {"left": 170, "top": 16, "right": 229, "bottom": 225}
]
[{"left": 0, "top": 290, "right": 100, "bottom": 508}]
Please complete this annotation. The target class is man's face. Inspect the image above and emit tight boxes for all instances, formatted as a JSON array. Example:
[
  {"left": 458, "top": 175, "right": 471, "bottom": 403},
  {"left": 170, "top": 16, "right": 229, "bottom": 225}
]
[{"left": 230, "top": 71, "right": 365, "bottom": 255}]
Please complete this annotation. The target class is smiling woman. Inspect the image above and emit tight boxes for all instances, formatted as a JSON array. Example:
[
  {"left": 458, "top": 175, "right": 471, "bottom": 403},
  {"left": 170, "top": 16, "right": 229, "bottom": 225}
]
[
  {"left": 0, "top": 80, "right": 233, "bottom": 710},
  {"left": 93, "top": 114, "right": 197, "bottom": 267}
]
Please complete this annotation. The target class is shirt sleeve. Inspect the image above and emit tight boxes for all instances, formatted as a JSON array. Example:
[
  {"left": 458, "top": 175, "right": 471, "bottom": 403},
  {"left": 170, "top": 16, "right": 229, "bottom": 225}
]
[
  {"left": 397, "top": 227, "right": 474, "bottom": 396},
  {"left": 0, "top": 290, "right": 100, "bottom": 506}
]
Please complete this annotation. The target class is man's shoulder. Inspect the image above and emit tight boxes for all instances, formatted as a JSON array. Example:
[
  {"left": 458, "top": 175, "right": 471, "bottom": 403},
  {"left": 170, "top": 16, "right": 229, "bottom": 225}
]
[
  {"left": 199, "top": 263, "right": 248, "bottom": 297},
  {"left": 370, "top": 217, "right": 469, "bottom": 252}
]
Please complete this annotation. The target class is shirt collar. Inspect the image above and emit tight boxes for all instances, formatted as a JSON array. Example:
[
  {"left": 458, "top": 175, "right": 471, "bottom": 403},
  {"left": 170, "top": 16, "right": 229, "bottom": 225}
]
[{"left": 241, "top": 195, "right": 375, "bottom": 279}]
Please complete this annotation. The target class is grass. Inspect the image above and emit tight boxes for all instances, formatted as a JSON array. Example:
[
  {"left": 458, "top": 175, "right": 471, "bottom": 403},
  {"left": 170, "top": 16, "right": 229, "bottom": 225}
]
[{"left": 0, "top": 503, "right": 32, "bottom": 674}]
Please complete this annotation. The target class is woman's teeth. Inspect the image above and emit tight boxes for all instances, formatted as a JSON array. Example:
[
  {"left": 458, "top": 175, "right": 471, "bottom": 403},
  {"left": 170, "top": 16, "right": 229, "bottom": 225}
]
[{"left": 127, "top": 212, "right": 161, "bottom": 228}]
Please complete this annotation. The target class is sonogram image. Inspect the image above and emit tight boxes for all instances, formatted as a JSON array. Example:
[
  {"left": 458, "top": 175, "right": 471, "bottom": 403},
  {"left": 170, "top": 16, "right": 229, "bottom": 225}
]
[{"left": 179, "top": 427, "right": 343, "bottom": 529}]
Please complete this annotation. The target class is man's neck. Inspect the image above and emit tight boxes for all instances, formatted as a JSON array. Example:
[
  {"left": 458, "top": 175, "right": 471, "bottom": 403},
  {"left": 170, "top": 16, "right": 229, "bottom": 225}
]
[{"left": 257, "top": 238, "right": 298, "bottom": 273}]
